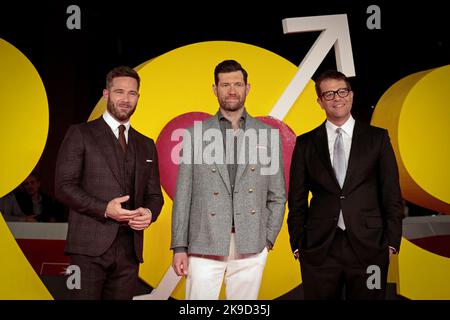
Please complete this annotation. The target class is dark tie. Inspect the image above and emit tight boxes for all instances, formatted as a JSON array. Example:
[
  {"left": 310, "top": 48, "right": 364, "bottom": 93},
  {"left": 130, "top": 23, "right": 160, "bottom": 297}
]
[
  {"left": 118, "top": 125, "right": 127, "bottom": 153},
  {"left": 333, "top": 128, "right": 346, "bottom": 230}
]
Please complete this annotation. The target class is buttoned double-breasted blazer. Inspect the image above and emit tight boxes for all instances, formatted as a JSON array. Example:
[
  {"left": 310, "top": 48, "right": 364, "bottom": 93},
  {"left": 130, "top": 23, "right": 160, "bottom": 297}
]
[{"left": 171, "top": 114, "right": 286, "bottom": 256}]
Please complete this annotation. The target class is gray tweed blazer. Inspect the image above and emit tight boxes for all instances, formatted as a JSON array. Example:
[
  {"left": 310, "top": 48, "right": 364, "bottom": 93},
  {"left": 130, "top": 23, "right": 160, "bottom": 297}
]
[{"left": 171, "top": 113, "right": 286, "bottom": 256}]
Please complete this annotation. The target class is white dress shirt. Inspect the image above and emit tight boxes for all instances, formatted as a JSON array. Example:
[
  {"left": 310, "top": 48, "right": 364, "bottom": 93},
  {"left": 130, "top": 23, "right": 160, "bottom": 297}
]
[
  {"left": 325, "top": 116, "right": 355, "bottom": 167},
  {"left": 325, "top": 116, "right": 355, "bottom": 230},
  {"left": 101, "top": 111, "right": 152, "bottom": 220}
]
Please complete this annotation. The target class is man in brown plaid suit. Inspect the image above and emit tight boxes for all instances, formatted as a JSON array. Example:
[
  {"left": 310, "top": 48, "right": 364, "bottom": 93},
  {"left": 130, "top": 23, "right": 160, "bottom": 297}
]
[{"left": 55, "top": 66, "right": 164, "bottom": 299}]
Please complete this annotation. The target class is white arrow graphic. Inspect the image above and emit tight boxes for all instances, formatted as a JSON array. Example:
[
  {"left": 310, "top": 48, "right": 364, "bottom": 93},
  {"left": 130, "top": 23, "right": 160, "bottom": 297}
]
[
  {"left": 133, "top": 267, "right": 181, "bottom": 300},
  {"left": 269, "top": 14, "right": 356, "bottom": 120}
]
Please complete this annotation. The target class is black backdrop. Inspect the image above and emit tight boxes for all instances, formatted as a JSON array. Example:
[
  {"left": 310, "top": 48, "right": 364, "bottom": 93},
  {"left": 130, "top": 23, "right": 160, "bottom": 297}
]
[{"left": 1, "top": 0, "right": 448, "bottom": 196}]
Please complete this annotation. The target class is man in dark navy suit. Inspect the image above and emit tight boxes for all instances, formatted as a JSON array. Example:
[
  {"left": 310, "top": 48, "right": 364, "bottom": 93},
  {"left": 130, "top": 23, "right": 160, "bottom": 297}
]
[{"left": 287, "top": 70, "right": 404, "bottom": 299}]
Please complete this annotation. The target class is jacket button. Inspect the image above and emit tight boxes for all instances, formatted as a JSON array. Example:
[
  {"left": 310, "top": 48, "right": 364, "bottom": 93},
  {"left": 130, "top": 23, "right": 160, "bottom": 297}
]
[
  {"left": 212, "top": 168, "right": 216, "bottom": 172},
  {"left": 251, "top": 210, "right": 256, "bottom": 214},
  {"left": 213, "top": 191, "right": 219, "bottom": 195},
  {"left": 248, "top": 188, "right": 253, "bottom": 193},
  {"left": 251, "top": 167, "right": 255, "bottom": 171},
  {"left": 210, "top": 212, "right": 216, "bottom": 216},
  {"left": 340, "top": 195, "right": 345, "bottom": 200}
]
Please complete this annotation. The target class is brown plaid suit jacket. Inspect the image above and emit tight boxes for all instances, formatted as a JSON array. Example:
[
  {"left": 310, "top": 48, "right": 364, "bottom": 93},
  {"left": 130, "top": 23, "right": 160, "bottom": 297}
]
[{"left": 55, "top": 117, "right": 164, "bottom": 262}]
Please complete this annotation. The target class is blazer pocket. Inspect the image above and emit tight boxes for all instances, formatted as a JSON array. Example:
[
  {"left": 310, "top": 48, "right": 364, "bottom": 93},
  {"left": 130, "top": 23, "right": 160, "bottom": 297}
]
[
  {"left": 144, "top": 159, "right": 153, "bottom": 172},
  {"left": 365, "top": 216, "right": 383, "bottom": 228}
]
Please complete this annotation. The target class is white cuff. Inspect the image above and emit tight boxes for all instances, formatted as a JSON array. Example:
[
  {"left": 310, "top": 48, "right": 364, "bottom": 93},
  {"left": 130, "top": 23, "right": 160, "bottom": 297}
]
[
  {"left": 389, "top": 246, "right": 397, "bottom": 254},
  {"left": 145, "top": 208, "right": 152, "bottom": 220}
]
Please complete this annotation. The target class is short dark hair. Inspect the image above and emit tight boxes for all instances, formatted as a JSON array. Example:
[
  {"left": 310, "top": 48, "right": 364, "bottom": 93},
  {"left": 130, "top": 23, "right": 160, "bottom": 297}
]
[
  {"left": 315, "top": 70, "right": 352, "bottom": 97},
  {"left": 106, "top": 66, "right": 140, "bottom": 90},
  {"left": 214, "top": 60, "right": 248, "bottom": 85}
]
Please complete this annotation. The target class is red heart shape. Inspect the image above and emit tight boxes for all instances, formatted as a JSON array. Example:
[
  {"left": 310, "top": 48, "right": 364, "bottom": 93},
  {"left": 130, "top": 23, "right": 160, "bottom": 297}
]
[
  {"left": 156, "top": 112, "right": 211, "bottom": 198},
  {"left": 156, "top": 112, "right": 296, "bottom": 199}
]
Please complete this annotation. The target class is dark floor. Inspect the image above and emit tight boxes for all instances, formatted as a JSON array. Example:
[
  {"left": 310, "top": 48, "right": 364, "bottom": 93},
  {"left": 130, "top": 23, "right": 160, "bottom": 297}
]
[
  {"left": 43, "top": 275, "right": 404, "bottom": 300},
  {"left": 42, "top": 275, "right": 154, "bottom": 300},
  {"left": 277, "top": 283, "right": 406, "bottom": 300}
]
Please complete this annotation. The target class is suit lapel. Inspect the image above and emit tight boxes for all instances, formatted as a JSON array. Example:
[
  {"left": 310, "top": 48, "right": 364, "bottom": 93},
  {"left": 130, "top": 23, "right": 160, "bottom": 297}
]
[
  {"left": 342, "top": 120, "right": 363, "bottom": 191},
  {"left": 313, "top": 122, "right": 340, "bottom": 188},
  {"left": 129, "top": 127, "right": 143, "bottom": 202},
  {"left": 89, "top": 118, "right": 123, "bottom": 187},
  {"left": 205, "top": 117, "right": 232, "bottom": 194}
]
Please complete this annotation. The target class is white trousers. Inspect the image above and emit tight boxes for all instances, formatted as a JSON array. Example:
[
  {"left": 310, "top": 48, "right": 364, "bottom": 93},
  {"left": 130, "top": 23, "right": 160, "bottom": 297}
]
[{"left": 186, "top": 233, "right": 268, "bottom": 300}]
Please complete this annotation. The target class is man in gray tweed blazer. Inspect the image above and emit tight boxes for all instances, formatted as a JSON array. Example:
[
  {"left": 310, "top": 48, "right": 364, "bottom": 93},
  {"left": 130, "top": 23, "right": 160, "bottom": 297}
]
[{"left": 171, "top": 60, "right": 286, "bottom": 300}]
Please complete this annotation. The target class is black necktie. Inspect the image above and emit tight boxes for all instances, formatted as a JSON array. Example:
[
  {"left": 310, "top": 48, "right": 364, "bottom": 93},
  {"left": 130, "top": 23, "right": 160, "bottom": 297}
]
[{"left": 118, "top": 125, "right": 127, "bottom": 153}]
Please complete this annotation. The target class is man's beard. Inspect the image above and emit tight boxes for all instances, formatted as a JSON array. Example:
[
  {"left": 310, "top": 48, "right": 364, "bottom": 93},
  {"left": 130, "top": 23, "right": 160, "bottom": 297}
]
[
  {"left": 219, "top": 98, "right": 245, "bottom": 112},
  {"left": 107, "top": 99, "right": 136, "bottom": 122}
]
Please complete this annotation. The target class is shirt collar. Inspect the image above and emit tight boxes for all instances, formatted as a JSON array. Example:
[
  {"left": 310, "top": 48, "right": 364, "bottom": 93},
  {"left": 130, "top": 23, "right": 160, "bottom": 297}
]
[
  {"left": 217, "top": 108, "right": 247, "bottom": 122},
  {"left": 326, "top": 115, "right": 355, "bottom": 137},
  {"left": 103, "top": 111, "right": 131, "bottom": 133}
]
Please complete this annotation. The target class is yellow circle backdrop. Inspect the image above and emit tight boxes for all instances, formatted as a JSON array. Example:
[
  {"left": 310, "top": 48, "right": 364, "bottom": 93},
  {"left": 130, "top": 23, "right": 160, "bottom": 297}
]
[
  {"left": 399, "top": 66, "right": 450, "bottom": 205},
  {"left": 0, "top": 38, "right": 51, "bottom": 299},
  {"left": 372, "top": 65, "right": 450, "bottom": 214},
  {"left": 371, "top": 65, "right": 450, "bottom": 298},
  {"left": 0, "top": 39, "right": 49, "bottom": 197}
]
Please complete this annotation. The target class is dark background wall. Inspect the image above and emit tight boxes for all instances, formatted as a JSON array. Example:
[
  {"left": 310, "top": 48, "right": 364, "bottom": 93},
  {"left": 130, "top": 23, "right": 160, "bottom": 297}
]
[{"left": 1, "top": 1, "right": 448, "bottom": 197}]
